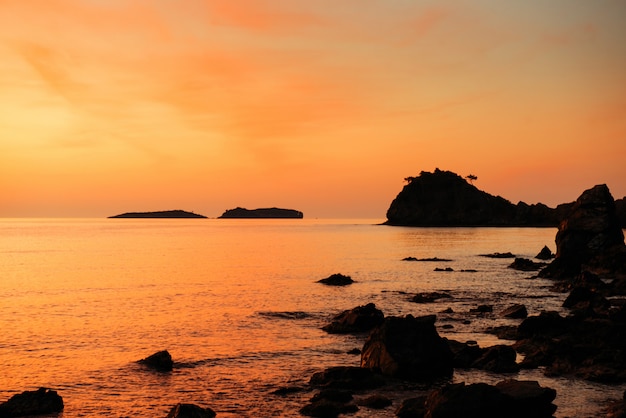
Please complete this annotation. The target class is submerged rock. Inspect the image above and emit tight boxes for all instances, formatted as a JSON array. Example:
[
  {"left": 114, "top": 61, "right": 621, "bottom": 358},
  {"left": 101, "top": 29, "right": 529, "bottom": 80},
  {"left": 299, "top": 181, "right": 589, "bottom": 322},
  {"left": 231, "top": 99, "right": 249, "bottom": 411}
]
[
  {"left": 410, "top": 292, "right": 452, "bottom": 304},
  {"left": 322, "top": 303, "right": 384, "bottom": 334},
  {"left": 317, "top": 273, "right": 354, "bottom": 286},
  {"left": 138, "top": 350, "right": 174, "bottom": 372},
  {"left": 166, "top": 403, "right": 216, "bottom": 418},
  {"left": 360, "top": 314, "right": 453, "bottom": 381},
  {"left": 0, "top": 387, "right": 64, "bottom": 417}
]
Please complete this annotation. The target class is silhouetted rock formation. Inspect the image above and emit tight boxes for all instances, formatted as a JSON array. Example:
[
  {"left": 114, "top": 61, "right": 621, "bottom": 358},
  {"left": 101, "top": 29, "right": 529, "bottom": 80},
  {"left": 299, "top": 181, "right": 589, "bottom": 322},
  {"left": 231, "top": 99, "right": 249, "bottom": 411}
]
[
  {"left": 317, "top": 273, "right": 354, "bottom": 286},
  {"left": 0, "top": 388, "right": 64, "bottom": 417},
  {"left": 166, "top": 403, "right": 216, "bottom": 418},
  {"left": 396, "top": 380, "right": 556, "bottom": 418},
  {"left": 360, "top": 314, "right": 453, "bottom": 381},
  {"left": 385, "top": 169, "right": 571, "bottom": 226},
  {"left": 535, "top": 245, "right": 555, "bottom": 260},
  {"left": 138, "top": 350, "right": 173, "bottom": 372},
  {"left": 218, "top": 207, "right": 303, "bottom": 218},
  {"left": 539, "top": 184, "right": 626, "bottom": 279},
  {"left": 109, "top": 210, "right": 206, "bottom": 218},
  {"left": 322, "top": 303, "right": 384, "bottom": 334}
]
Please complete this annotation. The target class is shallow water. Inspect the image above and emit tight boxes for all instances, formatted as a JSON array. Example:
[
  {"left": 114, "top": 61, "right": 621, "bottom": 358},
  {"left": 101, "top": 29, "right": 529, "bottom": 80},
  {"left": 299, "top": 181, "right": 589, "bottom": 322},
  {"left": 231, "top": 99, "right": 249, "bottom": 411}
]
[{"left": 0, "top": 218, "right": 623, "bottom": 417}]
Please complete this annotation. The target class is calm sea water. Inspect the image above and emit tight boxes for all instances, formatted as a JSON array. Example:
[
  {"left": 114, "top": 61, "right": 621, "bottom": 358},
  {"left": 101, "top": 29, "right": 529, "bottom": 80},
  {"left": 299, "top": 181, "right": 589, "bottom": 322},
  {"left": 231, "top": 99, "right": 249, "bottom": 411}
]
[{"left": 1, "top": 218, "right": 624, "bottom": 417}]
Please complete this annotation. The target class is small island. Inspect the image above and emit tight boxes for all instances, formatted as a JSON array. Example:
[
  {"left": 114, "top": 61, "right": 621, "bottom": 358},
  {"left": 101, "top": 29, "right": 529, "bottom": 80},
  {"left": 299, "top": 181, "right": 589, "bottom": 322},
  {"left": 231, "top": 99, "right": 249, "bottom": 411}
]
[
  {"left": 108, "top": 210, "right": 207, "bottom": 219},
  {"left": 218, "top": 207, "right": 303, "bottom": 219}
]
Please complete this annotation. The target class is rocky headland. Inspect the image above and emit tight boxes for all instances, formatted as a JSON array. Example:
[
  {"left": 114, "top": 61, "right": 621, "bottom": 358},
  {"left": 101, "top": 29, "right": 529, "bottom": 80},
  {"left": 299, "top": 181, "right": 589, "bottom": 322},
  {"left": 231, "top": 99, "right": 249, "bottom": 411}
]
[
  {"left": 218, "top": 207, "right": 303, "bottom": 219},
  {"left": 385, "top": 169, "right": 625, "bottom": 227},
  {"left": 109, "top": 210, "right": 207, "bottom": 219}
]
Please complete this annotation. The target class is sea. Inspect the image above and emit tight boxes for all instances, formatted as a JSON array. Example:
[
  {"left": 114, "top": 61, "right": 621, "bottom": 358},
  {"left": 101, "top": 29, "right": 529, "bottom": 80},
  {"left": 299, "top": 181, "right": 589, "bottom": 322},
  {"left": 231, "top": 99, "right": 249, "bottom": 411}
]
[{"left": 1, "top": 218, "right": 624, "bottom": 417}]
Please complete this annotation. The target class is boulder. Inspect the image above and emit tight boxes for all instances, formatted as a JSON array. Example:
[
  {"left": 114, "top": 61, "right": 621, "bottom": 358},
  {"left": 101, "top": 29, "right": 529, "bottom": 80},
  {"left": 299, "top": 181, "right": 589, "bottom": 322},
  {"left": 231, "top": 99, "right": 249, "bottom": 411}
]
[
  {"left": 322, "top": 303, "right": 384, "bottom": 334},
  {"left": 535, "top": 245, "right": 554, "bottom": 260},
  {"left": 540, "top": 184, "right": 626, "bottom": 279},
  {"left": 471, "top": 345, "right": 519, "bottom": 373},
  {"left": 517, "top": 311, "right": 569, "bottom": 339},
  {"left": 0, "top": 388, "right": 64, "bottom": 417},
  {"left": 357, "top": 394, "right": 392, "bottom": 409},
  {"left": 469, "top": 304, "right": 493, "bottom": 314},
  {"left": 395, "top": 396, "right": 427, "bottom": 418},
  {"left": 138, "top": 350, "right": 174, "bottom": 372},
  {"left": 501, "top": 304, "right": 528, "bottom": 319},
  {"left": 166, "top": 403, "right": 216, "bottom": 418},
  {"left": 299, "top": 389, "right": 358, "bottom": 417},
  {"left": 360, "top": 314, "right": 453, "bottom": 381},
  {"left": 422, "top": 380, "right": 556, "bottom": 418},
  {"left": 317, "top": 273, "right": 354, "bottom": 286},
  {"left": 309, "top": 366, "right": 385, "bottom": 390},
  {"left": 508, "top": 257, "right": 547, "bottom": 271}
]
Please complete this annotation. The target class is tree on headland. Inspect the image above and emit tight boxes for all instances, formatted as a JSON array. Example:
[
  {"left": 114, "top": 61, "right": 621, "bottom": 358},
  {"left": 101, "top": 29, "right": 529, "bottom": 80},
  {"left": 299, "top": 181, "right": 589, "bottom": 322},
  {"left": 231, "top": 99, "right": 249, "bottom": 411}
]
[{"left": 465, "top": 174, "right": 478, "bottom": 184}]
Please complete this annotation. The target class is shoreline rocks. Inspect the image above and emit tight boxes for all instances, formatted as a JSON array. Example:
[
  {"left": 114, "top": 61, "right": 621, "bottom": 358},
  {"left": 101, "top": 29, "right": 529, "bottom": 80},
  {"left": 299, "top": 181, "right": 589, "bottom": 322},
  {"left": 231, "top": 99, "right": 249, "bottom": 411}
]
[
  {"left": 0, "top": 388, "right": 64, "bottom": 417},
  {"left": 322, "top": 303, "right": 384, "bottom": 334}
]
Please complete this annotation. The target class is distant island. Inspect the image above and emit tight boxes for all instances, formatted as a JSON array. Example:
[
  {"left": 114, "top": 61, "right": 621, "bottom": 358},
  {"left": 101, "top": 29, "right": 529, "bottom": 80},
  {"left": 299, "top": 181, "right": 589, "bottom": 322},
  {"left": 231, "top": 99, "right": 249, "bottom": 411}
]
[
  {"left": 218, "top": 207, "right": 303, "bottom": 219},
  {"left": 385, "top": 168, "right": 625, "bottom": 227},
  {"left": 109, "top": 210, "right": 207, "bottom": 219}
]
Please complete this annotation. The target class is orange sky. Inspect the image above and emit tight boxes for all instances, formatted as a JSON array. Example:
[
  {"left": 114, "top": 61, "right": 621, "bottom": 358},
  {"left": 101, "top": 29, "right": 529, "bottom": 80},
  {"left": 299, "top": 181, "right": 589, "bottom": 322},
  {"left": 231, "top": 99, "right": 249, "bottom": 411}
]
[{"left": 1, "top": 0, "right": 625, "bottom": 218}]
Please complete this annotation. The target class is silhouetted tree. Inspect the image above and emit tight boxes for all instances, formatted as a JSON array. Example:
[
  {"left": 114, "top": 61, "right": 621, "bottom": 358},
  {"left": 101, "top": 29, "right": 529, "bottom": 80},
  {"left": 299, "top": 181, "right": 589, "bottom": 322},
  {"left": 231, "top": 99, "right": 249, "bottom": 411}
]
[{"left": 466, "top": 174, "right": 478, "bottom": 184}]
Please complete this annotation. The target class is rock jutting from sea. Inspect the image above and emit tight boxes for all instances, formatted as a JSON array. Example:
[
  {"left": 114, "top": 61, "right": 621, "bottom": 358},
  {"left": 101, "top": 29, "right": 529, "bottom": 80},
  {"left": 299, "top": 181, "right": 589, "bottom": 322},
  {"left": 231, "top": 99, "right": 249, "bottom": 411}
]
[
  {"left": 384, "top": 168, "right": 626, "bottom": 227},
  {"left": 218, "top": 207, "right": 303, "bottom": 219},
  {"left": 108, "top": 210, "right": 207, "bottom": 218}
]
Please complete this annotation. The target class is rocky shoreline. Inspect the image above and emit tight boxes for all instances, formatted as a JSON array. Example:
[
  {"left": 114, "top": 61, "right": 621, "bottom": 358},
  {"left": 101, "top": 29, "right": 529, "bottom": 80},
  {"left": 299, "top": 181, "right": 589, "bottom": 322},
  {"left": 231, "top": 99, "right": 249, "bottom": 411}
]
[{"left": 4, "top": 184, "right": 626, "bottom": 417}]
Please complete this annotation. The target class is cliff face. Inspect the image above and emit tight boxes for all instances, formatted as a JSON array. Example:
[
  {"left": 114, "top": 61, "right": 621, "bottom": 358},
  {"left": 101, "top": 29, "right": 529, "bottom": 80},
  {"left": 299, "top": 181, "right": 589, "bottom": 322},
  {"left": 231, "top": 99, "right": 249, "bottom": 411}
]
[
  {"left": 385, "top": 169, "right": 570, "bottom": 227},
  {"left": 218, "top": 207, "right": 303, "bottom": 219}
]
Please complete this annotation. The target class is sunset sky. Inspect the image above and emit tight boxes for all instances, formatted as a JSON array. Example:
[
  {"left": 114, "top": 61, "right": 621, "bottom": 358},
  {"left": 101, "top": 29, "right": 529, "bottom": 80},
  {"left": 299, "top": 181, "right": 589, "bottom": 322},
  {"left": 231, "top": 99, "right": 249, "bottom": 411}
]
[{"left": 1, "top": 0, "right": 625, "bottom": 218}]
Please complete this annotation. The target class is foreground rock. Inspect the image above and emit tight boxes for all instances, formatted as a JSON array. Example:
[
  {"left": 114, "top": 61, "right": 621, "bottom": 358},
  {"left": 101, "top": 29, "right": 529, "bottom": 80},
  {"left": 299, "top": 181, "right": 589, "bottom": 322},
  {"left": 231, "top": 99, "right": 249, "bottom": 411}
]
[
  {"left": 385, "top": 169, "right": 570, "bottom": 226},
  {"left": 0, "top": 388, "right": 64, "bottom": 417},
  {"left": 299, "top": 389, "right": 358, "bottom": 417},
  {"left": 218, "top": 207, "right": 303, "bottom": 219},
  {"left": 138, "top": 350, "right": 174, "bottom": 372},
  {"left": 322, "top": 303, "right": 384, "bottom": 334},
  {"left": 540, "top": 184, "right": 626, "bottom": 279},
  {"left": 360, "top": 315, "right": 453, "bottom": 381},
  {"left": 166, "top": 403, "right": 216, "bottom": 418},
  {"left": 317, "top": 273, "right": 354, "bottom": 286},
  {"left": 396, "top": 380, "right": 556, "bottom": 418}
]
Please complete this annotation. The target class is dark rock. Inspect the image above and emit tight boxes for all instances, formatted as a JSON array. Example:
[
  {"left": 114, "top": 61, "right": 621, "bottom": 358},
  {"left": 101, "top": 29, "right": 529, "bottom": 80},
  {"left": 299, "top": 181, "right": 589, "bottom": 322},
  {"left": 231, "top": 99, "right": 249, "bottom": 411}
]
[
  {"left": 535, "top": 245, "right": 554, "bottom": 260},
  {"left": 480, "top": 252, "right": 516, "bottom": 258},
  {"left": 347, "top": 348, "right": 361, "bottom": 355},
  {"left": 540, "top": 184, "right": 626, "bottom": 279},
  {"left": 486, "top": 325, "right": 519, "bottom": 340},
  {"left": 470, "top": 304, "right": 493, "bottom": 313},
  {"left": 434, "top": 267, "right": 454, "bottom": 272},
  {"left": 403, "top": 256, "right": 453, "bottom": 262},
  {"left": 166, "top": 403, "right": 216, "bottom": 418},
  {"left": 495, "top": 379, "right": 557, "bottom": 417},
  {"left": 0, "top": 388, "right": 64, "bottom": 417},
  {"left": 300, "top": 390, "right": 358, "bottom": 417},
  {"left": 360, "top": 314, "right": 453, "bottom": 381},
  {"left": 395, "top": 396, "right": 427, "bottom": 418},
  {"left": 563, "top": 286, "right": 610, "bottom": 314},
  {"left": 604, "top": 389, "right": 626, "bottom": 418},
  {"left": 109, "top": 210, "right": 207, "bottom": 218},
  {"left": 218, "top": 207, "right": 303, "bottom": 218},
  {"left": 501, "top": 304, "right": 528, "bottom": 319},
  {"left": 422, "top": 380, "right": 557, "bottom": 418},
  {"left": 309, "top": 366, "right": 385, "bottom": 390},
  {"left": 447, "top": 339, "right": 483, "bottom": 369},
  {"left": 322, "top": 303, "right": 384, "bottom": 334},
  {"left": 317, "top": 273, "right": 354, "bottom": 286},
  {"left": 423, "top": 382, "right": 506, "bottom": 417},
  {"left": 471, "top": 344, "right": 519, "bottom": 373},
  {"left": 410, "top": 292, "right": 452, "bottom": 304},
  {"left": 517, "top": 311, "right": 569, "bottom": 338},
  {"left": 357, "top": 394, "right": 392, "bottom": 409},
  {"left": 138, "top": 350, "right": 174, "bottom": 372},
  {"left": 384, "top": 169, "right": 563, "bottom": 226},
  {"left": 508, "top": 257, "right": 547, "bottom": 271}
]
